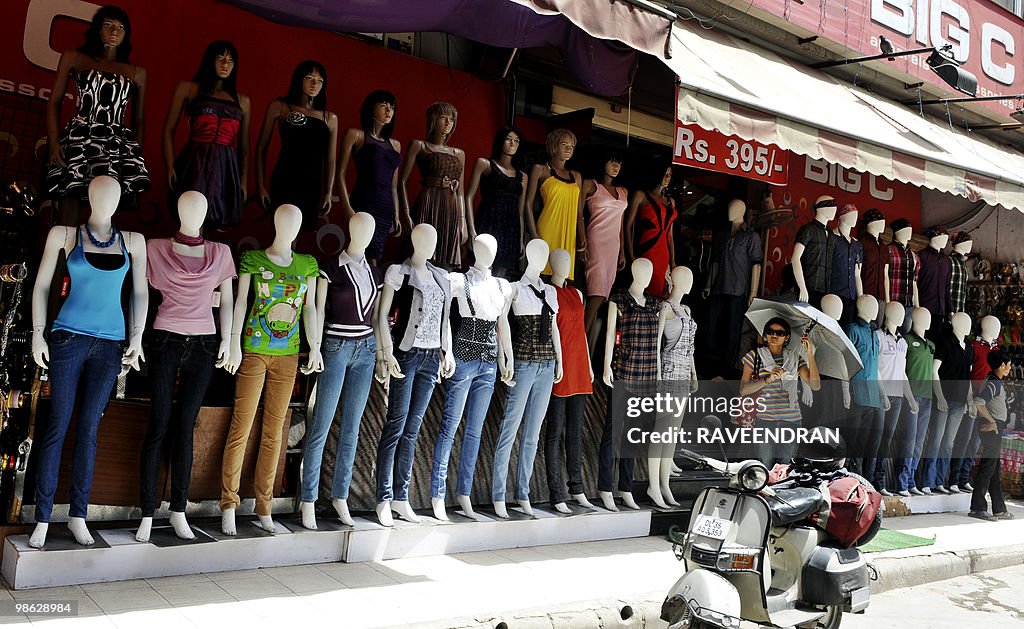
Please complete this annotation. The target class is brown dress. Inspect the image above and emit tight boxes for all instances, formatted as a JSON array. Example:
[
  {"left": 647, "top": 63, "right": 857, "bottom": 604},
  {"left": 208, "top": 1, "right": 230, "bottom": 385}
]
[{"left": 412, "top": 146, "right": 462, "bottom": 267}]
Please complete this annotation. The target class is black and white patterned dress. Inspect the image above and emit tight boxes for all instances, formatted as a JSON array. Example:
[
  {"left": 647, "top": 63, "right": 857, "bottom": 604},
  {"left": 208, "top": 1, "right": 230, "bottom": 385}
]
[{"left": 47, "top": 68, "right": 150, "bottom": 198}]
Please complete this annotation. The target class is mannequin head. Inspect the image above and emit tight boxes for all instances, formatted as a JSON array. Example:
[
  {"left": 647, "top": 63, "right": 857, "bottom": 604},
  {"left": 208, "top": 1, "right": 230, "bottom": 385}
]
[
  {"left": 601, "top": 150, "right": 624, "bottom": 181},
  {"left": 820, "top": 294, "right": 843, "bottom": 321},
  {"left": 177, "top": 191, "right": 208, "bottom": 234},
  {"left": 669, "top": 266, "right": 694, "bottom": 297},
  {"left": 88, "top": 175, "right": 121, "bottom": 222},
  {"left": 523, "top": 239, "right": 550, "bottom": 276},
  {"left": 980, "top": 315, "right": 1001, "bottom": 342},
  {"left": 883, "top": 301, "right": 905, "bottom": 330},
  {"left": 855, "top": 294, "right": 879, "bottom": 322},
  {"left": 80, "top": 5, "right": 132, "bottom": 62},
  {"left": 727, "top": 199, "right": 746, "bottom": 224},
  {"left": 426, "top": 101, "right": 458, "bottom": 139},
  {"left": 549, "top": 248, "right": 571, "bottom": 280},
  {"left": 490, "top": 126, "right": 522, "bottom": 161},
  {"left": 813, "top": 195, "right": 838, "bottom": 223},
  {"left": 891, "top": 218, "right": 913, "bottom": 245},
  {"left": 273, "top": 204, "right": 303, "bottom": 245},
  {"left": 546, "top": 128, "right": 576, "bottom": 162},
  {"left": 837, "top": 204, "right": 858, "bottom": 233},
  {"left": 472, "top": 234, "right": 498, "bottom": 271},
  {"left": 410, "top": 224, "right": 437, "bottom": 265},
  {"left": 286, "top": 60, "right": 327, "bottom": 109},
  {"left": 360, "top": 90, "right": 397, "bottom": 139},
  {"left": 347, "top": 212, "right": 375, "bottom": 254},
  {"left": 911, "top": 307, "right": 932, "bottom": 336},
  {"left": 630, "top": 257, "right": 654, "bottom": 290},
  {"left": 951, "top": 312, "right": 972, "bottom": 339},
  {"left": 952, "top": 231, "right": 973, "bottom": 255},
  {"left": 925, "top": 226, "right": 949, "bottom": 251},
  {"left": 862, "top": 208, "right": 886, "bottom": 238},
  {"left": 193, "top": 40, "right": 239, "bottom": 102}
]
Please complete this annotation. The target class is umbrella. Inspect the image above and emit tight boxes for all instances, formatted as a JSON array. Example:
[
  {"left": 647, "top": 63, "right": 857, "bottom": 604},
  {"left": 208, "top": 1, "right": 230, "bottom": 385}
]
[{"left": 745, "top": 297, "right": 863, "bottom": 380}]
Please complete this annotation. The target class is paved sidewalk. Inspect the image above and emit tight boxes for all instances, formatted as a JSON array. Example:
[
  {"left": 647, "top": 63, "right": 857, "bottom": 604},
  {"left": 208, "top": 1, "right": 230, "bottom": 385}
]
[{"left": 1, "top": 498, "right": 1021, "bottom": 629}]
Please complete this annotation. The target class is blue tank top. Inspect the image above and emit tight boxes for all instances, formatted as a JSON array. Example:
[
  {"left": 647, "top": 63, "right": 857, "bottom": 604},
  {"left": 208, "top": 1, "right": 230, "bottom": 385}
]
[{"left": 53, "top": 226, "right": 130, "bottom": 341}]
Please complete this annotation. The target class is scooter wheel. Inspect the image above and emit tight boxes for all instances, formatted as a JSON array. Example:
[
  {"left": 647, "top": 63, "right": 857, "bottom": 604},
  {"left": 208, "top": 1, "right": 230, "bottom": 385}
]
[{"left": 796, "top": 604, "right": 843, "bottom": 629}]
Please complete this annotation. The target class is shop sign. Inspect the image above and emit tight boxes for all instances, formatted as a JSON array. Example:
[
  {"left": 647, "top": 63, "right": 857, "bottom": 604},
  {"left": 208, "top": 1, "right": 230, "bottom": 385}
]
[{"left": 673, "top": 122, "right": 790, "bottom": 185}]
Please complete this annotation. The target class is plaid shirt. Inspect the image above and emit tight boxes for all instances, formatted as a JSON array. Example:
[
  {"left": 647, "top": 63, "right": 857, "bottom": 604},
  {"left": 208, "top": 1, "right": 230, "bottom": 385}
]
[
  {"left": 949, "top": 251, "right": 968, "bottom": 313},
  {"left": 610, "top": 289, "right": 660, "bottom": 382},
  {"left": 886, "top": 241, "right": 920, "bottom": 307},
  {"left": 795, "top": 220, "right": 834, "bottom": 293}
]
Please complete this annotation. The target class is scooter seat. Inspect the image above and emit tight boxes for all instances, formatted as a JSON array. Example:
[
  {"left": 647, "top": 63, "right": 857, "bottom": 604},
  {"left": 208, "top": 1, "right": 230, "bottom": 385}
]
[{"left": 767, "top": 487, "right": 824, "bottom": 526}]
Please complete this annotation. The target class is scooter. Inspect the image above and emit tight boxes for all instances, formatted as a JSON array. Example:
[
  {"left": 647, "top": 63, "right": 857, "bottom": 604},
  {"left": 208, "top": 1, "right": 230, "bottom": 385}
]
[{"left": 661, "top": 435, "right": 878, "bottom": 629}]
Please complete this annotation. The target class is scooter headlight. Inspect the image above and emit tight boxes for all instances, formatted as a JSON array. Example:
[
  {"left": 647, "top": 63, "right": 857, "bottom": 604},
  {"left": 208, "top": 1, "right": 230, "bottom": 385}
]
[{"left": 737, "top": 460, "right": 769, "bottom": 491}]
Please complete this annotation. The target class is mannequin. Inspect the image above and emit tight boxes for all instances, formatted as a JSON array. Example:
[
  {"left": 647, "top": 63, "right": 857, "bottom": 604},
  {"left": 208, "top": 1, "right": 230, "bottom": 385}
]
[
  {"left": 581, "top": 151, "right": 629, "bottom": 337},
  {"left": 431, "top": 235, "right": 514, "bottom": 521},
  {"left": 829, "top": 205, "right": 863, "bottom": 325},
  {"left": 137, "top": 191, "right": 236, "bottom": 543},
  {"left": 843, "top": 295, "right": 886, "bottom": 476},
  {"left": 336, "top": 90, "right": 402, "bottom": 261},
  {"left": 492, "top": 239, "right": 563, "bottom": 518},
  {"left": 820, "top": 294, "right": 843, "bottom": 323},
  {"left": 598, "top": 258, "right": 659, "bottom": 511},
  {"left": 919, "top": 312, "right": 974, "bottom": 494},
  {"left": 221, "top": 204, "right": 321, "bottom": 536},
  {"left": 465, "top": 126, "right": 528, "bottom": 275},
  {"left": 883, "top": 218, "right": 919, "bottom": 310},
  {"left": 857, "top": 209, "right": 888, "bottom": 303},
  {"left": 374, "top": 225, "right": 454, "bottom": 526},
  {"left": 792, "top": 195, "right": 837, "bottom": 307},
  {"left": 162, "top": 40, "right": 251, "bottom": 229},
  {"left": 870, "top": 302, "right": 918, "bottom": 494},
  {"left": 545, "top": 248, "right": 595, "bottom": 514},
  {"left": 398, "top": 102, "right": 466, "bottom": 269},
  {"left": 524, "top": 129, "right": 584, "bottom": 278},
  {"left": 897, "top": 307, "right": 940, "bottom": 496},
  {"left": 812, "top": 294, "right": 852, "bottom": 426},
  {"left": 917, "top": 227, "right": 952, "bottom": 324},
  {"left": 254, "top": 61, "right": 338, "bottom": 231},
  {"left": 705, "top": 199, "right": 762, "bottom": 375},
  {"left": 948, "top": 232, "right": 972, "bottom": 314},
  {"left": 29, "top": 176, "right": 148, "bottom": 548},
  {"left": 624, "top": 161, "right": 677, "bottom": 298},
  {"left": 46, "top": 6, "right": 150, "bottom": 224},
  {"left": 300, "top": 213, "right": 383, "bottom": 529},
  {"left": 649, "top": 266, "right": 698, "bottom": 508}
]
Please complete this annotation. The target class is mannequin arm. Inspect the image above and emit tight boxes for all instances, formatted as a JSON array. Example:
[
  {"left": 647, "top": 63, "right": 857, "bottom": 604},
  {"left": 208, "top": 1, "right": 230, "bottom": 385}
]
[
  {"left": 315, "top": 276, "right": 328, "bottom": 338},
  {"left": 791, "top": 242, "right": 808, "bottom": 301},
  {"left": 335, "top": 128, "right": 361, "bottom": 219},
  {"left": 574, "top": 171, "right": 587, "bottom": 253},
  {"left": 617, "top": 197, "right": 628, "bottom": 270},
  {"left": 441, "top": 288, "right": 455, "bottom": 378},
  {"left": 228, "top": 273, "right": 252, "bottom": 373},
  {"left": 878, "top": 380, "right": 891, "bottom": 411},
  {"left": 376, "top": 281, "right": 403, "bottom": 378},
  {"left": 46, "top": 51, "right": 75, "bottom": 166},
  {"left": 131, "top": 66, "right": 147, "bottom": 148},
  {"left": 517, "top": 172, "right": 528, "bottom": 258},
  {"left": 667, "top": 201, "right": 676, "bottom": 268},
  {"left": 749, "top": 264, "right": 761, "bottom": 304},
  {"left": 30, "top": 226, "right": 72, "bottom": 367},
  {"left": 464, "top": 158, "right": 489, "bottom": 241},
  {"left": 455, "top": 149, "right": 468, "bottom": 244},
  {"left": 841, "top": 380, "right": 851, "bottom": 409},
  {"left": 623, "top": 191, "right": 644, "bottom": 262},
  {"left": 551, "top": 310, "right": 563, "bottom": 383},
  {"left": 602, "top": 302, "right": 619, "bottom": 387},
  {"left": 161, "top": 81, "right": 192, "bottom": 187},
  {"left": 912, "top": 281, "right": 919, "bottom": 308},
  {"left": 215, "top": 277, "right": 235, "bottom": 371},
  {"left": 523, "top": 164, "right": 544, "bottom": 241},
  {"left": 655, "top": 304, "right": 669, "bottom": 380},
  {"left": 903, "top": 375, "right": 918, "bottom": 412},
  {"left": 498, "top": 313, "right": 514, "bottom": 385},
  {"left": 799, "top": 335, "right": 821, "bottom": 390},
  {"left": 237, "top": 94, "right": 251, "bottom": 195},
  {"left": 932, "top": 358, "right": 947, "bottom": 411},
  {"left": 577, "top": 180, "right": 594, "bottom": 255},
  {"left": 371, "top": 296, "right": 387, "bottom": 382},
  {"left": 123, "top": 233, "right": 150, "bottom": 372},
  {"left": 854, "top": 262, "right": 863, "bottom": 297},
  {"left": 254, "top": 100, "right": 283, "bottom": 208},
  {"left": 577, "top": 288, "right": 595, "bottom": 382},
  {"left": 389, "top": 139, "right": 403, "bottom": 237},
  {"left": 301, "top": 278, "right": 323, "bottom": 374},
  {"left": 883, "top": 263, "right": 891, "bottom": 303},
  {"left": 321, "top": 112, "right": 339, "bottom": 211},
  {"left": 397, "top": 139, "right": 423, "bottom": 232}
]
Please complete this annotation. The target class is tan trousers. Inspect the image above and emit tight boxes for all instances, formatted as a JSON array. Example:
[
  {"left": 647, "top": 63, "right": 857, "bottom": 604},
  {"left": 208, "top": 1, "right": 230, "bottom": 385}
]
[{"left": 220, "top": 352, "right": 298, "bottom": 515}]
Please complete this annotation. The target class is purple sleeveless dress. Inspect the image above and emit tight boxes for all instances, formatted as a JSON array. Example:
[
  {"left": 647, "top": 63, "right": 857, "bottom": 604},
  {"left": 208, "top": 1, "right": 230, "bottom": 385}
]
[{"left": 350, "top": 134, "right": 403, "bottom": 259}]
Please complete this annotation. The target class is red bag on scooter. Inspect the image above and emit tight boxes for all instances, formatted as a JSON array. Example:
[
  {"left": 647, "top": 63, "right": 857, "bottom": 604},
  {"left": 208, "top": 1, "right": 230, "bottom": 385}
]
[{"left": 769, "top": 464, "right": 882, "bottom": 548}]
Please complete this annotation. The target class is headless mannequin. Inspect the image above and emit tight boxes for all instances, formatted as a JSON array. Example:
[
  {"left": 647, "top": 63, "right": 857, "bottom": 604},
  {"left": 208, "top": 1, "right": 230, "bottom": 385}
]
[
  {"left": 29, "top": 176, "right": 149, "bottom": 549},
  {"left": 649, "top": 266, "right": 697, "bottom": 509},
  {"left": 600, "top": 258, "right": 654, "bottom": 512},
  {"left": 548, "top": 248, "right": 595, "bottom": 513},
  {"left": 492, "top": 240, "right": 564, "bottom": 519},
  {"left": 137, "top": 191, "right": 236, "bottom": 543},
  {"left": 222, "top": 205, "right": 322, "bottom": 536},
  {"left": 883, "top": 226, "right": 919, "bottom": 308},
  {"left": 793, "top": 198, "right": 837, "bottom": 303}
]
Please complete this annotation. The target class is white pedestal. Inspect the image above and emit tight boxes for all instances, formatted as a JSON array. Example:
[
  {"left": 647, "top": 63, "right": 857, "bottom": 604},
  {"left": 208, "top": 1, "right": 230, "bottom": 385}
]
[{"left": 883, "top": 492, "right": 971, "bottom": 516}]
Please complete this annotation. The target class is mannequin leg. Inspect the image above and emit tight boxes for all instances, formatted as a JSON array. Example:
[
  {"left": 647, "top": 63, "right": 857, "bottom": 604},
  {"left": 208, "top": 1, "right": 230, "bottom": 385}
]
[
  {"left": 376, "top": 353, "right": 417, "bottom": 505},
  {"left": 28, "top": 523, "right": 49, "bottom": 549},
  {"left": 136, "top": 517, "right": 153, "bottom": 543},
  {"left": 493, "top": 501, "right": 509, "bottom": 519},
  {"left": 329, "top": 340, "right": 376, "bottom": 510},
  {"left": 166, "top": 335, "right": 217, "bottom": 522},
  {"left": 221, "top": 354, "right": 270, "bottom": 519},
  {"left": 492, "top": 360, "right": 537, "bottom": 508},
  {"left": 646, "top": 456, "right": 668, "bottom": 508},
  {"left": 455, "top": 495, "right": 475, "bottom": 519},
  {"left": 221, "top": 508, "right": 236, "bottom": 536},
  {"left": 385, "top": 350, "right": 439, "bottom": 525},
  {"left": 252, "top": 354, "right": 299, "bottom": 526},
  {"left": 139, "top": 332, "right": 182, "bottom": 526},
  {"left": 299, "top": 502, "right": 316, "bottom": 530},
  {"left": 430, "top": 360, "right": 476, "bottom": 500},
  {"left": 544, "top": 396, "right": 570, "bottom": 509},
  {"left": 376, "top": 501, "right": 394, "bottom": 527},
  {"left": 934, "top": 402, "right": 967, "bottom": 492},
  {"left": 584, "top": 296, "right": 605, "bottom": 346},
  {"left": 67, "top": 517, "right": 94, "bottom": 546},
  {"left": 564, "top": 395, "right": 588, "bottom": 506},
  {"left": 661, "top": 437, "right": 680, "bottom": 506},
  {"left": 169, "top": 512, "right": 195, "bottom": 540},
  {"left": 454, "top": 362, "right": 498, "bottom": 499},
  {"left": 432, "top": 497, "right": 449, "bottom": 521},
  {"left": 332, "top": 499, "right": 353, "bottom": 527},
  {"left": 512, "top": 361, "right": 555, "bottom": 510},
  {"left": 392, "top": 501, "right": 420, "bottom": 523}
]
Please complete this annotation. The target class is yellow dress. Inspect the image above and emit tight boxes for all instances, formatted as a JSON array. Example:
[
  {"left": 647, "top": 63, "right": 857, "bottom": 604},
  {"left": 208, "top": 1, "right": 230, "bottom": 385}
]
[{"left": 537, "top": 170, "right": 580, "bottom": 279}]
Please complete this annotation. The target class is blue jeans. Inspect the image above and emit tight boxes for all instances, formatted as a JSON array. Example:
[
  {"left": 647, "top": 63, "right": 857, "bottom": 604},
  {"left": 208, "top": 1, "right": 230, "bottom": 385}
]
[
  {"left": 950, "top": 416, "right": 981, "bottom": 488},
  {"left": 375, "top": 348, "right": 440, "bottom": 502},
  {"left": 896, "top": 396, "right": 932, "bottom": 491},
  {"left": 300, "top": 337, "right": 376, "bottom": 502},
  {"left": 491, "top": 360, "right": 555, "bottom": 502},
  {"left": 752, "top": 420, "right": 801, "bottom": 467},
  {"left": 431, "top": 359, "right": 497, "bottom": 498},
  {"left": 35, "top": 330, "right": 123, "bottom": 522},
  {"left": 919, "top": 401, "right": 967, "bottom": 489},
  {"left": 866, "top": 396, "right": 904, "bottom": 489}
]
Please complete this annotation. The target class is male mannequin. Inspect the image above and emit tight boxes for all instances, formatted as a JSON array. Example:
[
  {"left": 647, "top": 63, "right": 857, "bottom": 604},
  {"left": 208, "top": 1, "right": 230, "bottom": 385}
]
[
  {"left": 599, "top": 258, "right": 658, "bottom": 511},
  {"left": 374, "top": 224, "right": 454, "bottom": 526},
  {"left": 948, "top": 232, "right": 972, "bottom": 314},
  {"left": 492, "top": 239, "right": 563, "bottom": 519},
  {"left": 705, "top": 199, "right": 761, "bottom": 374},
  {"left": 816, "top": 294, "right": 852, "bottom": 424},
  {"left": 871, "top": 302, "right": 918, "bottom": 494},
  {"left": 792, "top": 195, "right": 837, "bottom": 308},
  {"left": 858, "top": 209, "right": 888, "bottom": 303},
  {"left": 649, "top": 266, "right": 698, "bottom": 508},
  {"left": 843, "top": 295, "right": 887, "bottom": 476},
  {"left": 221, "top": 205, "right": 322, "bottom": 536},
  {"left": 432, "top": 234, "right": 514, "bottom": 521},
  {"left": 300, "top": 213, "right": 383, "bottom": 529},
  {"left": 546, "top": 248, "right": 595, "bottom": 514},
  {"left": 897, "top": 307, "right": 940, "bottom": 496},
  {"left": 29, "top": 176, "right": 149, "bottom": 549},
  {"left": 917, "top": 227, "right": 951, "bottom": 325},
  {"left": 829, "top": 205, "right": 863, "bottom": 326},
  {"left": 948, "top": 315, "right": 1002, "bottom": 493},
  {"left": 883, "top": 218, "right": 919, "bottom": 312},
  {"left": 138, "top": 191, "right": 236, "bottom": 543}
]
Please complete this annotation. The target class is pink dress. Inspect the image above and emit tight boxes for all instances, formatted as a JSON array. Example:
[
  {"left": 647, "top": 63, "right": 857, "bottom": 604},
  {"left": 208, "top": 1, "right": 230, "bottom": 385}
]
[{"left": 584, "top": 182, "right": 628, "bottom": 298}]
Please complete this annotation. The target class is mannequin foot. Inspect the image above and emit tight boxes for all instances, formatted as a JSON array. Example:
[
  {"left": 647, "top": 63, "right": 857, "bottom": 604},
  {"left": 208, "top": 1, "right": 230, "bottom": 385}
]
[
  {"left": 493, "top": 501, "right": 509, "bottom": 519},
  {"left": 393, "top": 500, "right": 421, "bottom": 524},
  {"left": 255, "top": 514, "right": 278, "bottom": 534},
  {"left": 661, "top": 482, "right": 681, "bottom": 506},
  {"left": 598, "top": 491, "right": 619, "bottom": 512},
  {"left": 376, "top": 501, "right": 394, "bottom": 527},
  {"left": 332, "top": 498, "right": 355, "bottom": 526},
  {"left": 517, "top": 499, "right": 534, "bottom": 517},
  {"left": 221, "top": 508, "right": 237, "bottom": 536},
  {"left": 136, "top": 517, "right": 153, "bottom": 543},
  {"left": 646, "top": 486, "right": 670, "bottom": 509},
  {"left": 553, "top": 502, "right": 572, "bottom": 514},
  {"left": 300, "top": 502, "right": 317, "bottom": 530},
  {"left": 68, "top": 517, "right": 95, "bottom": 546},
  {"left": 169, "top": 511, "right": 195, "bottom": 540},
  {"left": 456, "top": 495, "right": 475, "bottom": 519},
  {"left": 671, "top": 461, "right": 683, "bottom": 476},
  {"left": 432, "top": 497, "right": 449, "bottom": 522},
  {"left": 571, "top": 493, "right": 594, "bottom": 509},
  {"left": 617, "top": 491, "right": 640, "bottom": 511},
  {"left": 28, "top": 523, "right": 49, "bottom": 549}
]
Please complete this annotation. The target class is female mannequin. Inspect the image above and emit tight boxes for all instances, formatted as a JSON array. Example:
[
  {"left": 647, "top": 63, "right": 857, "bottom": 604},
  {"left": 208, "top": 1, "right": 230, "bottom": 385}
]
[
  {"left": 792, "top": 196, "right": 838, "bottom": 307},
  {"left": 897, "top": 307, "right": 939, "bottom": 496},
  {"left": 138, "top": 191, "right": 237, "bottom": 543},
  {"left": 858, "top": 209, "right": 888, "bottom": 303},
  {"left": 336, "top": 90, "right": 402, "bottom": 261},
  {"left": 255, "top": 61, "right": 337, "bottom": 232},
  {"left": 162, "top": 40, "right": 251, "bottom": 229},
  {"left": 624, "top": 161, "right": 676, "bottom": 297},
  {"left": 883, "top": 218, "right": 919, "bottom": 310},
  {"left": 46, "top": 6, "right": 149, "bottom": 223},
  {"left": 431, "top": 235, "right": 514, "bottom": 521},
  {"left": 871, "top": 301, "right": 918, "bottom": 494},
  {"left": 649, "top": 266, "right": 698, "bottom": 508},
  {"left": 464, "top": 126, "right": 527, "bottom": 275},
  {"left": 949, "top": 232, "right": 972, "bottom": 314},
  {"left": 581, "top": 152, "right": 628, "bottom": 338},
  {"left": 524, "top": 129, "right": 584, "bottom": 278},
  {"left": 492, "top": 239, "right": 563, "bottom": 519},
  {"left": 598, "top": 258, "right": 659, "bottom": 512},
  {"left": 398, "top": 102, "right": 466, "bottom": 269},
  {"left": 917, "top": 227, "right": 951, "bottom": 323},
  {"left": 829, "top": 205, "right": 863, "bottom": 325},
  {"left": 221, "top": 204, "right": 321, "bottom": 535},
  {"left": 545, "top": 248, "right": 594, "bottom": 514},
  {"left": 374, "top": 224, "right": 455, "bottom": 526},
  {"left": 29, "top": 176, "right": 148, "bottom": 548}
]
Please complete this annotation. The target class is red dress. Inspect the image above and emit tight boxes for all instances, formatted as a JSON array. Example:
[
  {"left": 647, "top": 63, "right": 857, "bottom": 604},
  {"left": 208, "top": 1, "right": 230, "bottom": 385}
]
[
  {"left": 551, "top": 284, "right": 592, "bottom": 397},
  {"left": 634, "top": 192, "right": 677, "bottom": 297}
]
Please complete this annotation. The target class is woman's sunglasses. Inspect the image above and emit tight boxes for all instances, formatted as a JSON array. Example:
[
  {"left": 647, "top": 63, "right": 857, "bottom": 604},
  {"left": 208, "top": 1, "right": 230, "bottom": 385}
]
[{"left": 765, "top": 329, "right": 788, "bottom": 337}]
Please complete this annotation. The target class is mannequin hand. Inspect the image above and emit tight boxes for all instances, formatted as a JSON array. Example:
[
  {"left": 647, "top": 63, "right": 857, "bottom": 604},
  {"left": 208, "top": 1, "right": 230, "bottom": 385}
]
[
  {"left": 121, "top": 340, "right": 145, "bottom": 374},
  {"left": 881, "top": 396, "right": 891, "bottom": 412},
  {"left": 701, "top": 287, "right": 710, "bottom": 300},
  {"left": 968, "top": 403, "right": 977, "bottom": 418},
  {"left": 617, "top": 251, "right": 626, "bottom": 271},
  {"left": 390, "top": 217, "right": 402, "bottom": 238},
  {"left": 258, "top": 186, "right": 271, "bottom": 211},
  {"left": 240, "top": 175, "right": 248, "bottom": 200},
  {"left": 319, "top": 194, "right": 332, "bottom": 217},
  {"left": 31, "top": 332, "right": 49, "bottom": 369},
  {"left": 501, "top": 364, "right": 515, "bottom": 386},
  {"left": 553, "top": 362, "right": 563, "bottom": 384},
  {"left": 798, "top": 289, "right": 809, "bottom": 303},
  {"left": 468, "top": 226, "right": 477, "bottom": 243},
  {"left": 748, "top": 293, "right": 756, "bottom": 307},
  {"left": 843, "top": 388, "right": 851, "bottom": 409},
  {"left": 603, "top": 365, "right": 614, "bottom": 388},
  {"left": 215, "top": 338, "right": 231, "bottom": 370},
  {"left": 801, "top": 383, "right": 814, "bottom": 407},
  {"left": 48, "top": 141, "right": 65, "bottom": 168},
  {"left": 384, "top": 350, "right": 405, "bottom": 380},
  {"left": 589, "top": 364, "right": 595, "bottom": 383},
  {"left": 226, "top": 343, "right": 243, "bottom": 375},
  {"left": 909, "top": 397, "right": 919, "bottom": 414},
  {"left": 374, "top": 355, "right": 389, "bottom": 383},
  {"left": 441, "top": 352, "right": 456, "bottom": 379},
  {"left": 301, "top": 347, "right": 324, "bottom": 375},
  {"left": 167, "top": 167, "right": 177, "bottom": 189},
  {"left": 936, "top": 397, "right": 948, "bottom": 413},
  {"left": 690, "top": 378, "right": 699, "bottom": 394},
  {"left": 402, "top": 215, "right": 415, "bottom": 237}
]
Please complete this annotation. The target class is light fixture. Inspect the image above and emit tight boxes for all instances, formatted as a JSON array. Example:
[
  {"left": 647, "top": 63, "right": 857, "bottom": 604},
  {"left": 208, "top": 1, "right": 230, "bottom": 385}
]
[
  {"left": 811, "top": 39, "right": 977, "bottom": 97},
  {"left": 1011, "top": 107, "right": 1024, "bottom": 124}
]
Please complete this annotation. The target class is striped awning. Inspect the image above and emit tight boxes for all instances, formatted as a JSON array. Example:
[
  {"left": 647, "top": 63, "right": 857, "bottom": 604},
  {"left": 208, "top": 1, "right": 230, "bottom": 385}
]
[{"left": 666, "top": 18, "right": 1024, "bottom": 212}]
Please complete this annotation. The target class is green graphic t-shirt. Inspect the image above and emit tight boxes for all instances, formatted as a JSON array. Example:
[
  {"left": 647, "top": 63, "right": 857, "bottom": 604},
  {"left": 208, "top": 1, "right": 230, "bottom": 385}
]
[{"left": 241, "top": 249, "right": 319, "bottom": 355}]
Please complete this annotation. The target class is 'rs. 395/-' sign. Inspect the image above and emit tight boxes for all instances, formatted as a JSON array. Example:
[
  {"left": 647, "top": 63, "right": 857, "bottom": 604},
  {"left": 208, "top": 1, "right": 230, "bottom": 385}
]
[{"left": 673, "top": 122, "right": 790, "bottom": 186}]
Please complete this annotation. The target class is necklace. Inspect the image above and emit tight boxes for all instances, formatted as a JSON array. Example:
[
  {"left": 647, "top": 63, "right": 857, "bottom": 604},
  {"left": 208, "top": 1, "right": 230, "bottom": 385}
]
[
  {"left": 173, "top": 231, "right": 205, "bottom": 246},
  {"left": 85, "top": 223, "right": 116, "bottom": 248}
]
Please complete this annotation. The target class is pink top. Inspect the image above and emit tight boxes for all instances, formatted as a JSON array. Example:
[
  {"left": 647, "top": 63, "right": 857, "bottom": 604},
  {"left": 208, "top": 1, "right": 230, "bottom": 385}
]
[{"left": 147, "top": 239, "right": 237, "bottom": 336}]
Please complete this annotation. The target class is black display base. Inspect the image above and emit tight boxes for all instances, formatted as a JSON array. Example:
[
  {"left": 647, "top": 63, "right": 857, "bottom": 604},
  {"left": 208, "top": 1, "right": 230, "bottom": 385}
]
[
  {"left": 41, "top": 528, "right": 112, "bottom": 552},
  {"left": 137, "top": 526, "right": 217, "bottom": 548}
]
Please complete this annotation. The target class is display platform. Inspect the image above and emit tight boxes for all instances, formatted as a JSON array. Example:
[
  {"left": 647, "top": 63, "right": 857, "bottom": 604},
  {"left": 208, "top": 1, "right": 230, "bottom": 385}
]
[
  {"left": 882, "top": 492, "right": 971, "bottom": 517},
  {"left": 1, "top": 507, "right": 652, "bottom": 590}
]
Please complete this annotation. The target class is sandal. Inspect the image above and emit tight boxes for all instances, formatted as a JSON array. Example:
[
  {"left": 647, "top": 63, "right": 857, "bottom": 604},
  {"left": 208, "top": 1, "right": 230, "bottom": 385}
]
[
  {"left": 994, "top": 511, "right": 1016, "bottom": 520},
  {"left": 968, "top": 511, "right": 997, "bottom": 521}
]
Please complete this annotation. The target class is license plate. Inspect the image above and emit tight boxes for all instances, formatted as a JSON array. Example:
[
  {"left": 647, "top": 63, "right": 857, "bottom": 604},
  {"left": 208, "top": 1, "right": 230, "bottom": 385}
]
[
  {"left": 693, "top": 515, "right": 732, "bottom": 540},
  {"left": 849, "top": 586, "right": 870, "bottom": 611}
]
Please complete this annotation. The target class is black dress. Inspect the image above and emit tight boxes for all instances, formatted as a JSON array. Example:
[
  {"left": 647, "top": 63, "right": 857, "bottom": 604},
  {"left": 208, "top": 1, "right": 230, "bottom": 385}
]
[
  {"left": 269, "top": 105, "right": 329, "bottom": 231},
  {"left": 473, "top": 159, "right": 522, "bottom": 269}
]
